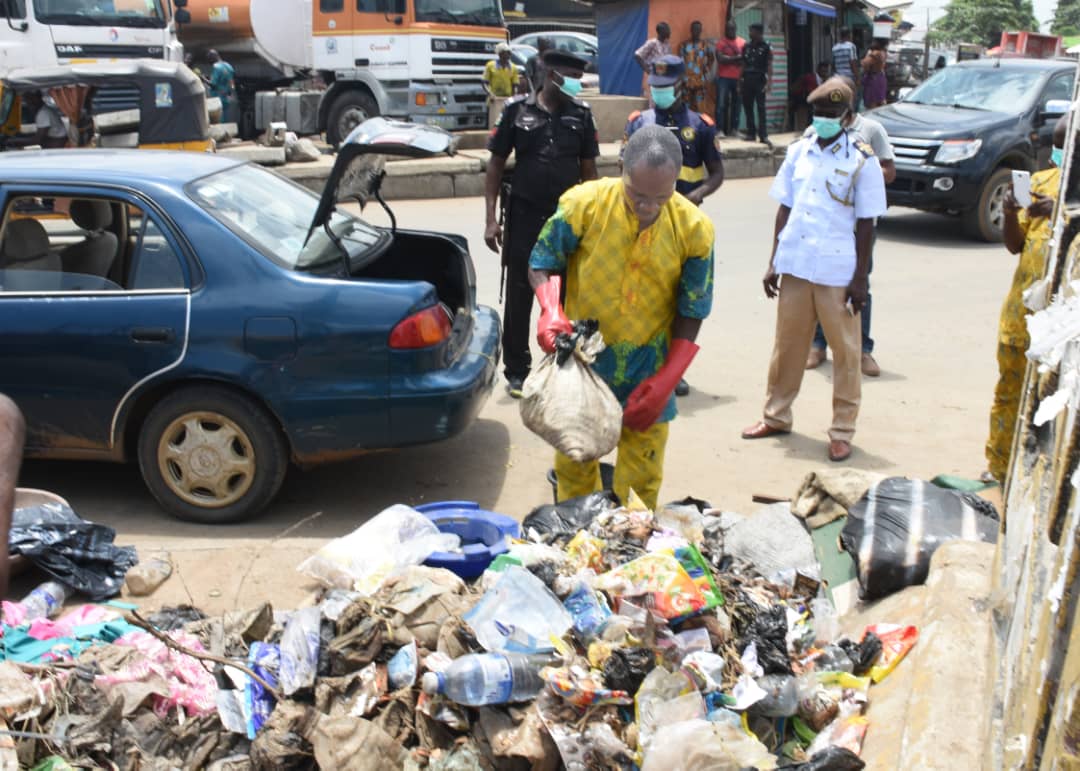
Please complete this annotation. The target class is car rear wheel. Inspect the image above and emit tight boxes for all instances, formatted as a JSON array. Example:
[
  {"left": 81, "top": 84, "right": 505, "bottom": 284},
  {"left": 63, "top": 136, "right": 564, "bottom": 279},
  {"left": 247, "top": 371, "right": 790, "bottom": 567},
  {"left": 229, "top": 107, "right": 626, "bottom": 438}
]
[
  {"left": 327, "top": 88, "right": 379, "bottom": 149},
  {"left": 137, "top": 387, "right": 287, "bottom": 524},
  {"left": 964, "top": 167, "right": 1013, "bottom": 242}
]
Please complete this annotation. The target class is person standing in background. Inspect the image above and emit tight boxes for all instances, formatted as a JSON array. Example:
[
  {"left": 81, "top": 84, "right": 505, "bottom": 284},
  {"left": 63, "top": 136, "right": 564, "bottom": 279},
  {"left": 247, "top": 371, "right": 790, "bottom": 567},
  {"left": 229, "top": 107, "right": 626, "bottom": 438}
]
[
  {"left": 985, "top": 117, "right": 1068, "bottom": 483},
  {"left": 483, "top": 43, "right": 521, "bottom": 98},
  {"left": 525, "top": 37, "right": 553, "bottom": 93},
  {"left": 861, "top": 41, "right": 888, "bottom": 109},
  {"left": 832, "top": 28, "right": 860, "bottom": 88},
  {"left": 207, "top": 50, "right": 235, "bottom": 124},
  {"left": 741, "top": 23, "right": 773, "bottom": 148},
  {"left": 635, "top": 22, "right": 672, "bottom": 75},
  {"left": 791, "top": 61, "right": 829, "bottom": 130},
  {"left": 714, "top": 21, "right": 745, "bottom": 138},
  {"left": 678, "top": 21, "right": 714, "bottom": 115},
  {"left": 484, "top": 51, "right": 599, "bottom": 399},
  {"left": 806, "top": 79, "right": 896, "bottom": 377}
]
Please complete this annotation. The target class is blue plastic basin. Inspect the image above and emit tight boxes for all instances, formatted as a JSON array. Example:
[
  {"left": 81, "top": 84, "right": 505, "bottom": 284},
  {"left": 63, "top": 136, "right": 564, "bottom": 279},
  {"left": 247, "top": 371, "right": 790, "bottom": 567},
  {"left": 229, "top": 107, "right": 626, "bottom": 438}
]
[{"left": 415, "top": 501, "right": 521, "bottom": 579}]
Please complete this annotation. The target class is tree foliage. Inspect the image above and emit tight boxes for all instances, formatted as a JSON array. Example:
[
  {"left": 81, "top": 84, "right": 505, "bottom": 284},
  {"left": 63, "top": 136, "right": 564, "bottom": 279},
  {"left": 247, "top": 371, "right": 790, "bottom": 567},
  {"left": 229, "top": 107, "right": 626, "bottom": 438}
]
[
  {"left": 1052, "top": 0, "right": 1080, "bottom": 37},
  {"left": 931, "top": 0, "right": 1039, "bottom": 46}
]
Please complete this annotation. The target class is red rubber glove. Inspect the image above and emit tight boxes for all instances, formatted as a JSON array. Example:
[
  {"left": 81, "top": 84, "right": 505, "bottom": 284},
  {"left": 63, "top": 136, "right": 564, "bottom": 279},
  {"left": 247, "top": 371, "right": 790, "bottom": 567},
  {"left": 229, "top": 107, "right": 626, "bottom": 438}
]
[
  {"left": 535, "top": 276, "right": 573, "bottom": 353},
  {"left": 622, "top": 338, "right": 700, "bottom": 432}
]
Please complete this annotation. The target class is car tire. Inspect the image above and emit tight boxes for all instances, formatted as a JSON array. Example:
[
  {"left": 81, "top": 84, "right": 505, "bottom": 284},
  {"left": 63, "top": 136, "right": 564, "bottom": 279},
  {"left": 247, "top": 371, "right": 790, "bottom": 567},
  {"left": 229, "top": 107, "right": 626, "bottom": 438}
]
[
  {"left": 964, "top": 167, "right": 1013, "bottom": 242},
  {"left": 137, "top": 386, "right": 288, "bottom": 524},
  {"left": 327, "top": 88, "right": 380, "bottom": 149}
]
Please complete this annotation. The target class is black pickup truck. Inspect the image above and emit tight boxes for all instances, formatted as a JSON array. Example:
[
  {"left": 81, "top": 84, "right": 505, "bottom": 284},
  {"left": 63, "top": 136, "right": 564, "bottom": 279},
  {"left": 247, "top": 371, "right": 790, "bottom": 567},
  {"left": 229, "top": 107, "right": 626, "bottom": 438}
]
[{"left": 871, "top": 58, "right": 1074, "bottom": 241}]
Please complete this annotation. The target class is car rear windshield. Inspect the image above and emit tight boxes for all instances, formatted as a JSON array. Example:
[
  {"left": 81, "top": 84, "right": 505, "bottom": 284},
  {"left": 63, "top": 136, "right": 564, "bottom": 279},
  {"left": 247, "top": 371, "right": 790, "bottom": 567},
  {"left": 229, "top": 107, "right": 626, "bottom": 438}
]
[
  {"left": 188, "top": 164, "right": 384, "bottom": 271},
  {"left": 902, "top": 66, "right": 1046, "bottom": 113}
]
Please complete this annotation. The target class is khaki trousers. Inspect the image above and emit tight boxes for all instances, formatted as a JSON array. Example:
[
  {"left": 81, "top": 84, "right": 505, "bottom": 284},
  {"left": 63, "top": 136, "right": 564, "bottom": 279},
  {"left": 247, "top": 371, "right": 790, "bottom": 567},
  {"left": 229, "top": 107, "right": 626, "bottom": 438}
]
[{"left": 763, "top": 274, "right": 862, "bottom": 442}]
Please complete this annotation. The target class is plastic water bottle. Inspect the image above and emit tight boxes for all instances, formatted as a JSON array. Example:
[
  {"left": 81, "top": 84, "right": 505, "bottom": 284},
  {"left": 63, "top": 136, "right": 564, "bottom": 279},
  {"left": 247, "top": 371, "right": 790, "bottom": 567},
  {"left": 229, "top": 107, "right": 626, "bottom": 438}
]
[
  {"left": 20, "top": 581, "right": 70, "bottom": 621},
  {"left": 420, "top": 653, "right": 548, "bottom": 706}
]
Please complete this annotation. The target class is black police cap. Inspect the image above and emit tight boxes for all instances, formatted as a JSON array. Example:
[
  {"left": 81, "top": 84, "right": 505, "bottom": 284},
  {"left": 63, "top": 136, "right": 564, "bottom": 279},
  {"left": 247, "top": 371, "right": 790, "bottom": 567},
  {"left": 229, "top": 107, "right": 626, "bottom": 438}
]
[{"left": 542, "top": 49, "right": 589, "bottom": 71}]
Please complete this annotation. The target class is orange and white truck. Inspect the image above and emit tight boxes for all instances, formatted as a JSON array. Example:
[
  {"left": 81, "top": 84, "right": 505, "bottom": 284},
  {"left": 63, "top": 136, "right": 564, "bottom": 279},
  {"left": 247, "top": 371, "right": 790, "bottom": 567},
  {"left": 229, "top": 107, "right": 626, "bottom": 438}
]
[{"left": 179, "top": 0, "right": 507, "bottom": 142}]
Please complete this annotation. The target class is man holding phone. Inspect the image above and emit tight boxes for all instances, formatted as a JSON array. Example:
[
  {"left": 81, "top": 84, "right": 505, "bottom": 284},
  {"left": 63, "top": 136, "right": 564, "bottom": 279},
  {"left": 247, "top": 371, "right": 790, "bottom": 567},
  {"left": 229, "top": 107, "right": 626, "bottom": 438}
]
[{"left": 986, "top": 114, "right": 1068, "bottom": 483}]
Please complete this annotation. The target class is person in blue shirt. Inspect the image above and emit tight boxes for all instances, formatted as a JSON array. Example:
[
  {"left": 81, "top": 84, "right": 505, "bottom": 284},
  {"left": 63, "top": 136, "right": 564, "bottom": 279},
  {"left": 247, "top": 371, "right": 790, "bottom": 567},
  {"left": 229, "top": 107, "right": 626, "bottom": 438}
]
[
  {"left": 624, "top": 54, "right": 724, "bottom": 397},
  {"left": 207, "top": 49, "right": 235, "bottom": 125}
]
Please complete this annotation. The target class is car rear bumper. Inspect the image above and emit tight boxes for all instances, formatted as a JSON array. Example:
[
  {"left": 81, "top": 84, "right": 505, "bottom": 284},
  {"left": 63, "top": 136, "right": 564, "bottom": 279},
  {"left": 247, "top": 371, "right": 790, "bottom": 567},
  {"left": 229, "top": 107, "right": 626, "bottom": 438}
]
[
  {"left": 886, "top": 163, "right": 983, "bottom": 211},
  {"left": 388, "top": 304, "right": 501, "bottom": 445}
]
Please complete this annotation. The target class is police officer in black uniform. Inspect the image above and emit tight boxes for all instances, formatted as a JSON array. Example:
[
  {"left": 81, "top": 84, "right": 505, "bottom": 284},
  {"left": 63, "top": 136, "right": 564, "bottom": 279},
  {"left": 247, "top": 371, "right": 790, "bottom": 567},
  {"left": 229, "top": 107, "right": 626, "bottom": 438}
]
[{"left": 484, "top": 50, "right": 600, "bottom": 398}]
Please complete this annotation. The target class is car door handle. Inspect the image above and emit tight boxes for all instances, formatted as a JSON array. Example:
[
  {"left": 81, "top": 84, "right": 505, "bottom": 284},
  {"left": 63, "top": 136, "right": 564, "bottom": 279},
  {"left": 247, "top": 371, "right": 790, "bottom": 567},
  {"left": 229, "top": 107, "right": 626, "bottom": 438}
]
[{"left": 131, "top": 327, "right": 175, "bottom": 343}]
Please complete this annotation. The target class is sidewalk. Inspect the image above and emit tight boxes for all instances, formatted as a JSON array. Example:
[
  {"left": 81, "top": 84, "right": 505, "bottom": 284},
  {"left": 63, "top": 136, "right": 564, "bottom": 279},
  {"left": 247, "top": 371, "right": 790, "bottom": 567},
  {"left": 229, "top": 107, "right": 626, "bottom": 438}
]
[{"left": 267, "top": 132, "right": 800, "bottom": 201}]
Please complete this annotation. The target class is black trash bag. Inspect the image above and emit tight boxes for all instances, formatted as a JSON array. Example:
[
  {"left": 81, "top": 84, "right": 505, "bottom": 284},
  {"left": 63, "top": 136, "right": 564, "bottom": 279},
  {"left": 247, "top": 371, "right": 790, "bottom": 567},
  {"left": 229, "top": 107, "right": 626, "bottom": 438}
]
[
  {"left": 522, "top": 491, "right": 619, "bottom": 545},
  {"left": 8, "top": 502, "right": 138, "bottom": 600},
  {"left": 148, "top": 605, "right": 208, "bottom": 631},
  {"left": 836, "top": 632, "right": 882, "bottom": 677},
  {"left": 738, "top": 605, "right": 792, "bottom": 675},
  {"left": 602, "top": 646, "right": 656, "bottom": 694},
  {"left": 789, "top": 746, "right": 865, "bottom": 770},
  {"left": 840, "top": 477, "right": 999, "bottom": 601}
]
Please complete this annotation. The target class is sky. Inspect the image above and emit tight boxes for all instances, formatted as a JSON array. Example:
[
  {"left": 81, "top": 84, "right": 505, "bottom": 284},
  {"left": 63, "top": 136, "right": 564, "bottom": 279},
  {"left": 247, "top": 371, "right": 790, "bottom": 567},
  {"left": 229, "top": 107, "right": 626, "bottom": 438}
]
[{"left": 905, "top": 0, "right": 1057, "bottom": 32}]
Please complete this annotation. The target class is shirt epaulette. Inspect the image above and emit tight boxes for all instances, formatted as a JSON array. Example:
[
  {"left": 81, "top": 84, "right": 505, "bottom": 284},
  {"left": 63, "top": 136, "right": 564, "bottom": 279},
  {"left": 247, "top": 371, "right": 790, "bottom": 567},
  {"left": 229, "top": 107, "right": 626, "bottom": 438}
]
[
  {"left": 505, "top": 94, "right": 528, "bottom": 106},
  {"left": 854, "top": 138, "right": 875, "bottom": 158},
  {"left": 699, "top": 113, "right": 715, "bottom": 127},
  {"left": 627, "top": 110, "right": 642, "bottom": 122},
  {"left": 572, "top": 98, "right": 591, "bottom": 110}
]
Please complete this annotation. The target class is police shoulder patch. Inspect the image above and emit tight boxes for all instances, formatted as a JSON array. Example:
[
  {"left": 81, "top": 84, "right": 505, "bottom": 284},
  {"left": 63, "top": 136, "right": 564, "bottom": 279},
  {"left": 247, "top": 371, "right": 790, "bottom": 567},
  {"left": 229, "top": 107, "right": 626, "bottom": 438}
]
[
  {"left": 627, "top": 110, "right": 642, "bottom": 122},
  {"left": 854, "top": 138, "right": 875, "bottom": 157},
  {"left": 699, "top": 113, "right": 715, "bottom": 127}
]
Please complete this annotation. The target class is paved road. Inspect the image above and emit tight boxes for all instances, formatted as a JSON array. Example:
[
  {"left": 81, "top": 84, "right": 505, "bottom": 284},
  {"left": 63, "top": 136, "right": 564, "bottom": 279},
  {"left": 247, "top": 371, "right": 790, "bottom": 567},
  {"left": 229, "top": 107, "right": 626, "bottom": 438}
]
[{"left": 14, "top": 177, "right": 1009, "bottom": 611}]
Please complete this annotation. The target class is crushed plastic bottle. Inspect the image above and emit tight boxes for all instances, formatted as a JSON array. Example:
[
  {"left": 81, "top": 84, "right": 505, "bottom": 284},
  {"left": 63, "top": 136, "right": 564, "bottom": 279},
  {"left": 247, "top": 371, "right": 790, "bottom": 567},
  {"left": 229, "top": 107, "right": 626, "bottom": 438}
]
[
  {"left": 754, "top": 673, "right": 799, "bottom": 717},
  {"left": 125, "top": 555, "right": 173, "bottom": 596},
  {"left": 20, "top": 581, "right": 70, "bottom": 621},
  {"left": 420, "top": 652, "right": 548, "bottom": 706}
]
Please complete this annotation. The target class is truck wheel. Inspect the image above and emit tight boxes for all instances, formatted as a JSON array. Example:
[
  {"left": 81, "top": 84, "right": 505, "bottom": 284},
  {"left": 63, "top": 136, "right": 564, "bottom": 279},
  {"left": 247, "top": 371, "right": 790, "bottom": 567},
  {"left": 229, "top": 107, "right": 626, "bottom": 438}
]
[
  {"left": 136, "top": 386, "right": 288, "bottom": 524},
  {"left": 964, "top": 167, "right": 1013, "bottom": 242},
  {"left": 327, "top": 89, "right": 379, "bottom": 148}
]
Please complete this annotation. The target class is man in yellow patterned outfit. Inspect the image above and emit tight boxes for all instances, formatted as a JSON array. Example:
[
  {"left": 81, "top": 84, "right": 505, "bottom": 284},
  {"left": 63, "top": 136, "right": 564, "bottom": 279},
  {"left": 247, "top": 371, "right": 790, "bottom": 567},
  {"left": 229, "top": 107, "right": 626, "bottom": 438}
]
[
  {"left": 528, "top": 124, "right": 715, "bottom": 509},
  {"left": 987, "top": 117, "right": 1067, "bottom": 482}
]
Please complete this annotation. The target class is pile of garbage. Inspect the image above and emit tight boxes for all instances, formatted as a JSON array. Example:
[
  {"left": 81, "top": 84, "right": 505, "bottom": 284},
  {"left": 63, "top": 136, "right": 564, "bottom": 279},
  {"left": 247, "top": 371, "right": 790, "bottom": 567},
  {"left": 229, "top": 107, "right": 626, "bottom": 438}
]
[{"left": 1, "top": 493, "right": 924, "bottom": 770}]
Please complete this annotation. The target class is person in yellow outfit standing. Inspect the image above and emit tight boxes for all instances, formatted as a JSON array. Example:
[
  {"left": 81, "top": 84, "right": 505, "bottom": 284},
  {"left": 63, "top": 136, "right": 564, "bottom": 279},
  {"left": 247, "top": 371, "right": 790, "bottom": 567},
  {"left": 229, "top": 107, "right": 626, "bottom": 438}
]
[
  {"left": 986, "top": 116, "right": 1068, "bottom": 483},
  {"left": 527, "top": 124, "right": 715, "bottom": 509}
]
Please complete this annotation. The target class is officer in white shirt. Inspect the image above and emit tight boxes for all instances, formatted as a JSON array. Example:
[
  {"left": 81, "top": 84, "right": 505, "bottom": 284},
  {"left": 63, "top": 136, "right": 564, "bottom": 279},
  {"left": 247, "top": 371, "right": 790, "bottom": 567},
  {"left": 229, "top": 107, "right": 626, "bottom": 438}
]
[{"left": 741, "top": 77, "right": 887, "bottom": 462}]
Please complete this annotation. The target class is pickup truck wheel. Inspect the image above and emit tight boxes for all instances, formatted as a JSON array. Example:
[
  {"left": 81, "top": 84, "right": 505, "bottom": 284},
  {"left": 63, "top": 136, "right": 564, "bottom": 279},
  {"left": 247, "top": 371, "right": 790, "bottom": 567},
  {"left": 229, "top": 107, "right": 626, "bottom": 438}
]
[
  {"left": 964, "top": 167, "right": 1013, "bottom": 242},
  {"left": 327, "top": 89, "right": 379, "bottom": 148},
  {"left": 137, "top": 387, "right": 287, "bottom": 524}
]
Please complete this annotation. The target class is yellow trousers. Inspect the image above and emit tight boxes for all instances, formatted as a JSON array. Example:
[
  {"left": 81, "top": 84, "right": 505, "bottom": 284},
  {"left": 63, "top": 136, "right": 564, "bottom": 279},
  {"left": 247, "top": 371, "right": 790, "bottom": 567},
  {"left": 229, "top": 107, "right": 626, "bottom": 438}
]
[
  {"left": 986, "top": 342, "right": 1028, "bottom": 482},
  {"left": 555, "top": 422, "right": 670, "bottom": 511}
]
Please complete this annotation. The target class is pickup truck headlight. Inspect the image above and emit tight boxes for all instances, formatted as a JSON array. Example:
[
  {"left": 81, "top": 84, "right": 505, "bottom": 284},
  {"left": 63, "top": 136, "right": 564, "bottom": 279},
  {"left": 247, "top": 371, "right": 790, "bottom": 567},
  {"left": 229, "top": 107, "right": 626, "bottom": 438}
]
[{"left": 935, "top": 139, "right": 982, "bottom": 164}]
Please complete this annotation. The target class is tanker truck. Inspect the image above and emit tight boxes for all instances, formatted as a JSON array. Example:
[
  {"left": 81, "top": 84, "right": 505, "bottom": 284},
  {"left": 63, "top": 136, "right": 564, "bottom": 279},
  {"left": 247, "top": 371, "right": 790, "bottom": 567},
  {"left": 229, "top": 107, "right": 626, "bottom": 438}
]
[{"left": 178, "top": 0, "right": 506, "bottom": 143}]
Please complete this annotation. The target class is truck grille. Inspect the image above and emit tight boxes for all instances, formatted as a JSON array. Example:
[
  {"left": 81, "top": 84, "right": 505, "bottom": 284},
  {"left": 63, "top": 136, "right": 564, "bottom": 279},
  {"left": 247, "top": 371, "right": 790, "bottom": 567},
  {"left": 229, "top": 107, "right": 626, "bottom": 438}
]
[
  {"left": 891, "top": 136, "right": 941, "bottom": 165},
  {"left": 431, "top": 37, "right": 499, "bottom": 80}
]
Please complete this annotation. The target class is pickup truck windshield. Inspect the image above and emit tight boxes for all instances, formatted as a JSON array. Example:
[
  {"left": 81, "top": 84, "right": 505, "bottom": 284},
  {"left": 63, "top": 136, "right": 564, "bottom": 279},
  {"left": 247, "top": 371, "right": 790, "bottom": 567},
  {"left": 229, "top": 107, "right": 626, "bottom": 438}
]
[
  {"left": 34, "top": 0, "right": 166, "bottom": 27},
  {"left": 189, "top": 165, "right": 385, "bottom": 272},
  {"left": 902, "top": 67, "right": 1044, "bottom": 113},
  {"left": 415, "top": 0, "right": 502, "bottom": 26}
]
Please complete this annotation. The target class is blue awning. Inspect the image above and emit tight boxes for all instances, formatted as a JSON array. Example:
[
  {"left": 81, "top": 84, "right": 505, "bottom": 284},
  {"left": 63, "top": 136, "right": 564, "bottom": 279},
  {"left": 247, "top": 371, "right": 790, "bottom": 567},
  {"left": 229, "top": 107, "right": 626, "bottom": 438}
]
[{"left": 786, "top": 0, "right": 837, "bottom": 18}]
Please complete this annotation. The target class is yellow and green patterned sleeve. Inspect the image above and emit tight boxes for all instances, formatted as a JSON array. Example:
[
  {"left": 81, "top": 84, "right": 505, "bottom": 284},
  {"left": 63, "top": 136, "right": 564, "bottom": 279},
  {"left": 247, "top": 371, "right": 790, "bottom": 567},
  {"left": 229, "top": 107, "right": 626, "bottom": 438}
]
[
  {"left": 677, "top": 214, "right": 715, "bottom": 320},
  {"left": 529, "top": 184, "right": 594, "bottom": 272}
]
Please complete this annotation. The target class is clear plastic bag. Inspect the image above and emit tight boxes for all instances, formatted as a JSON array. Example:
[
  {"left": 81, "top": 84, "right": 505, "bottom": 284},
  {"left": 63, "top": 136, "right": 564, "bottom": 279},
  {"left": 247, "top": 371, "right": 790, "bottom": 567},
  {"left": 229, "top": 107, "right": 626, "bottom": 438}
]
[
  {"left": 463, "top": 565, "right": 573, "bottom": 653},
  {"left": 520, "top": 325, "right": 622, "bottom": 463},
  {"left": 297, "top": 504, "right": 460, "bottom": 593}
]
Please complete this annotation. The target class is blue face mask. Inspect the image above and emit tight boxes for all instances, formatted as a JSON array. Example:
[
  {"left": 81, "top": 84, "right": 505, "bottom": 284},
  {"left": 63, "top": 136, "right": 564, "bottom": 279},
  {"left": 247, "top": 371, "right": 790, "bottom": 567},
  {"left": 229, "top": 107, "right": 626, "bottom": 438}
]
[
  {"left": 1052, "top": 146, "right": 1064, "bottom": 167},
  {"left": 556, "top": 73, "right": 583, "bottom": 98},
  {"left": 650, "top": 86, "right": 676, "bottom": 109},
  {"left": 812, "top": 116, "right": 844, "bottom": 140}
]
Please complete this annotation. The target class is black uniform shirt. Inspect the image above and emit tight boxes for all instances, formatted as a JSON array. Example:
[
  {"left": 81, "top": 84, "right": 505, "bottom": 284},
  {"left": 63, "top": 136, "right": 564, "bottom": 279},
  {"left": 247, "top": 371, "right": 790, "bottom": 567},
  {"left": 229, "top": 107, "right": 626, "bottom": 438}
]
[
  {"left": 743, "top": 39, "right": 773, "bottom": 75},
  {"left": 488, "top": 93, "right": 600, "bottom": 210}
]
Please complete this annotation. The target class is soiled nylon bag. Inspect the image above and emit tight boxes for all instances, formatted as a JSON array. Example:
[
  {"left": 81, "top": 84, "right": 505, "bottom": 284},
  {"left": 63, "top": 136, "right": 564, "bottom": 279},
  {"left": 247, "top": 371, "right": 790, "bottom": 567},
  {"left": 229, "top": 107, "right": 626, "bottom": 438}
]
[{"left": 520, "top": 328, "right": 622, "bottom": 462}]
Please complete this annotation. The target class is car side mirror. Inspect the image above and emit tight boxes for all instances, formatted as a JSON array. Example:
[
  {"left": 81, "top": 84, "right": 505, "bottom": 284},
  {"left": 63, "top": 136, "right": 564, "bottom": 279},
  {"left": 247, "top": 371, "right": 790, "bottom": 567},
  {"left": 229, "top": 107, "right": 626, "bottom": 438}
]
[{"left": 1042, "top": 98, "right": 1071, "bottom": 121}]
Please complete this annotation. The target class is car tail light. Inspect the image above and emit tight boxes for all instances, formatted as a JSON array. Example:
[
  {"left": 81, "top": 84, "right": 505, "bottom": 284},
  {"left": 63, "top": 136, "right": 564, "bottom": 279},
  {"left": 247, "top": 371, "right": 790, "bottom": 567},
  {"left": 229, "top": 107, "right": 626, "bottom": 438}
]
[{"left": 389, "top": 305, "right": 452, "bottom": 349}]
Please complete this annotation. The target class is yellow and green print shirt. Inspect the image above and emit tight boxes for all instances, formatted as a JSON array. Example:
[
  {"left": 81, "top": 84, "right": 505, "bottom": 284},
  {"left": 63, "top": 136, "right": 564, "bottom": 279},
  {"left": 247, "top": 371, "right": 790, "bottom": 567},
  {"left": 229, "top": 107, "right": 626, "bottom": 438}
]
[
  {"left": 1001, "top": 167, "right": 1060, "bottom": 346},
  {"left": 529, "top": 177, "right": 715, "bottom": 423}
]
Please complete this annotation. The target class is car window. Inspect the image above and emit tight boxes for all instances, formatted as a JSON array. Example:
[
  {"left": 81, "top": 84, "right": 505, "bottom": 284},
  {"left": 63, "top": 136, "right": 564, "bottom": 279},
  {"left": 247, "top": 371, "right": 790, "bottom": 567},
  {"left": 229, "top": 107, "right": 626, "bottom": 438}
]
[
  {"left": 129, "top": 215, "right": 186, "bottom": 290},
  {"left": 903, "top": 66, "right": 1049, "bottom": 112},
  {"left": 0, "top": 196, "right": 124, "bottom": 292},
  {"left": 188, "top": 164, "right": 384, "bottom": 271},
  {"left": 1042, "top": 73, "right": 1075, "bottom": 110}
]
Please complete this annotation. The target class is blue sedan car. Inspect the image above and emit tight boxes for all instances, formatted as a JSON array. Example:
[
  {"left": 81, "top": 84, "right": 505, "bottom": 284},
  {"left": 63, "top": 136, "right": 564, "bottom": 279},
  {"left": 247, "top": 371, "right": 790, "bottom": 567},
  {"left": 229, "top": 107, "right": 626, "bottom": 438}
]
[{"left": 0, "top": 120, "right": 500, "bottom": 523}]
